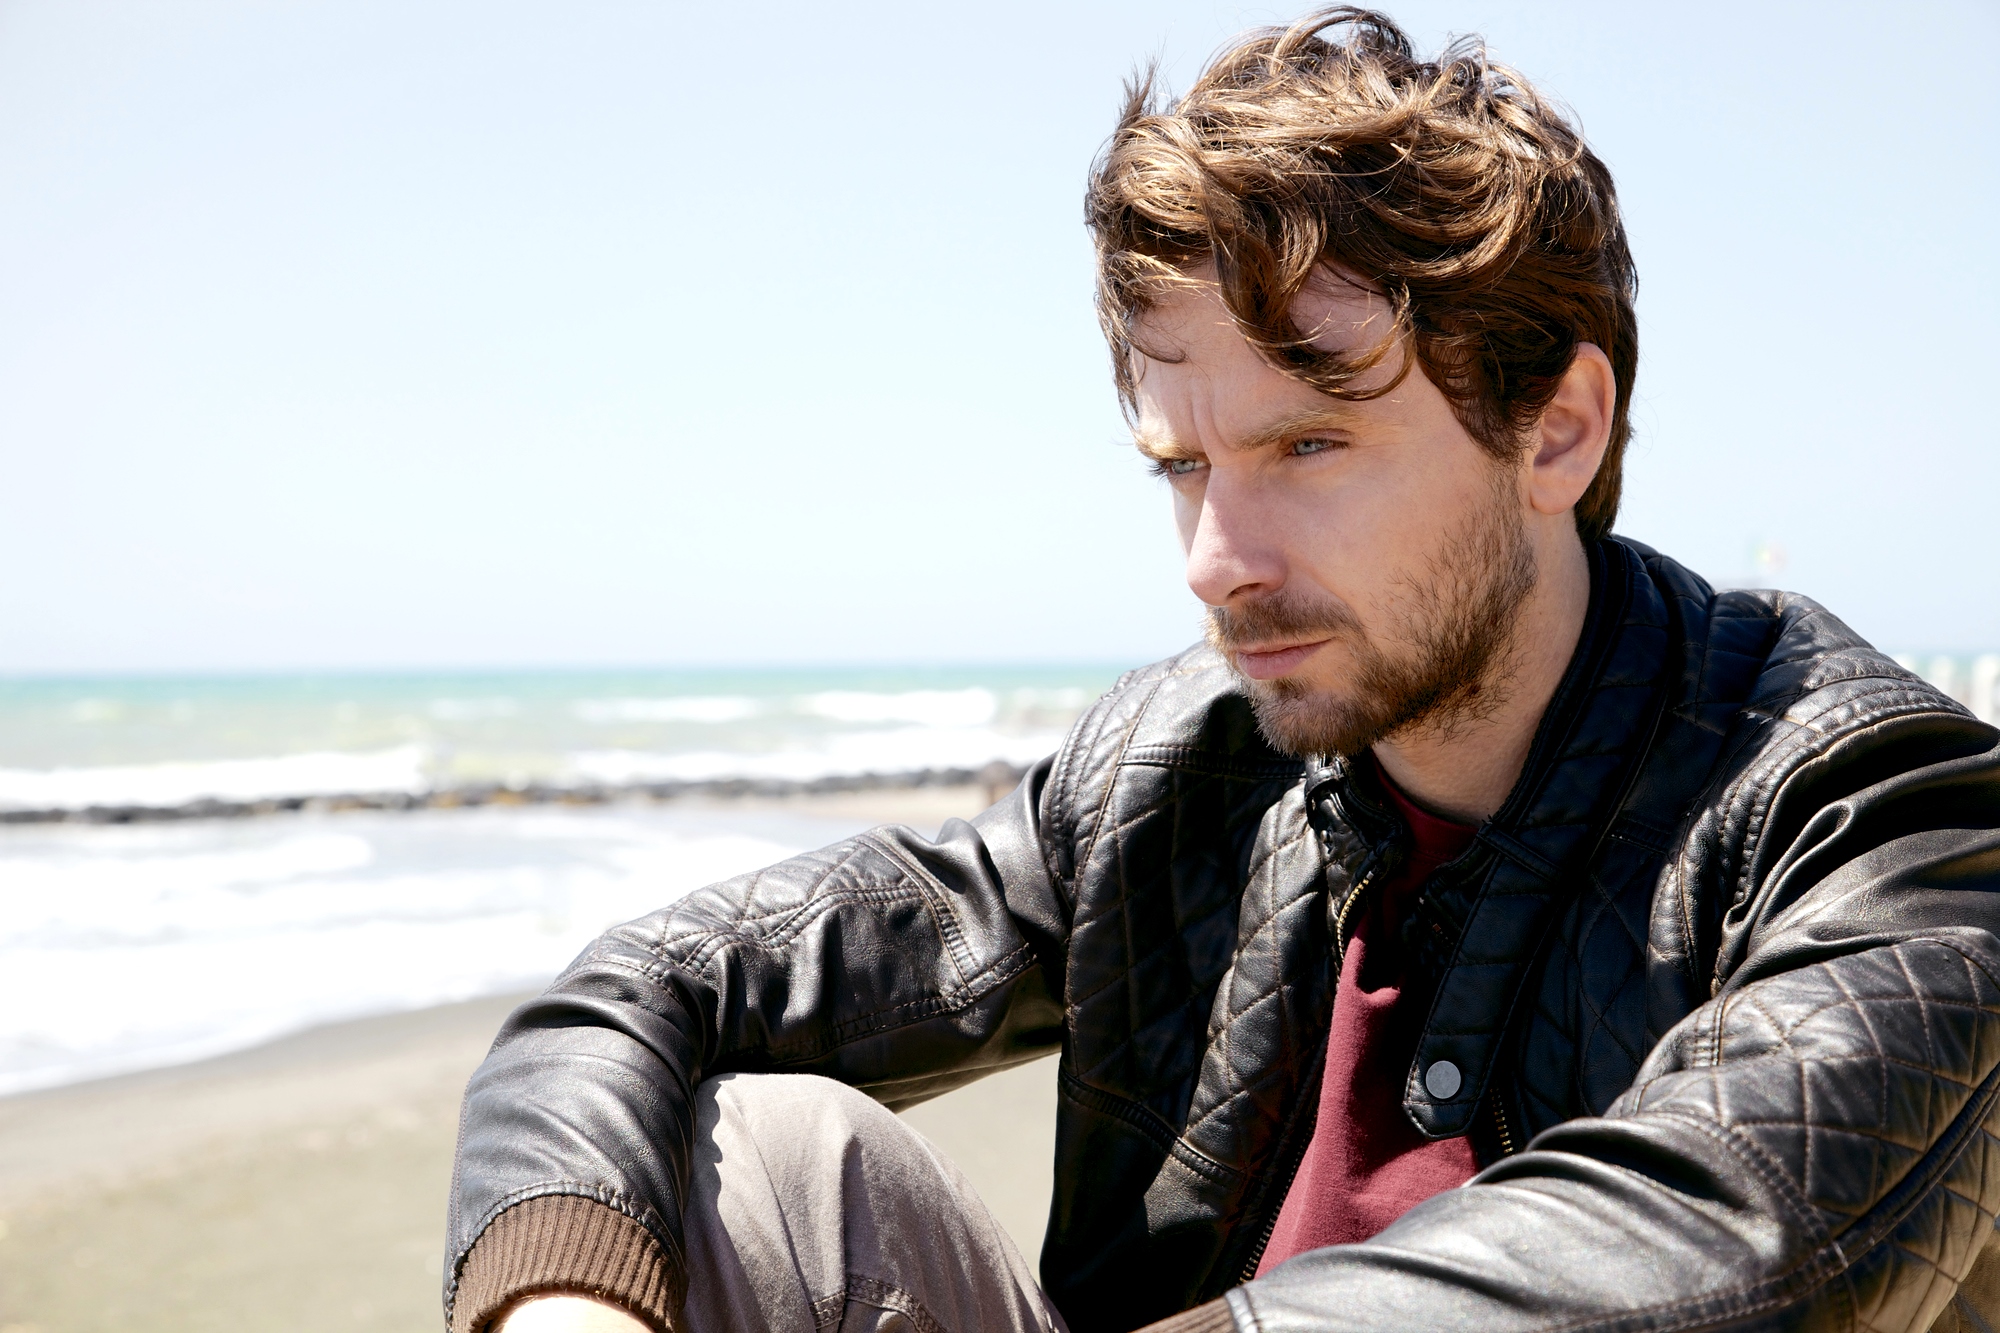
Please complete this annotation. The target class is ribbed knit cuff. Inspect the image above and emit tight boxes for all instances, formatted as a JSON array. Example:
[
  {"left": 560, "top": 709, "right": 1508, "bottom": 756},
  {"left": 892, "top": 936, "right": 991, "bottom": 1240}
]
[
  {"left": 450, "top": 1194, "right": 679, "bottom": 1333},
  {"left": 1136, "top": 1297, "right": 1240, "bottom": 1333}
]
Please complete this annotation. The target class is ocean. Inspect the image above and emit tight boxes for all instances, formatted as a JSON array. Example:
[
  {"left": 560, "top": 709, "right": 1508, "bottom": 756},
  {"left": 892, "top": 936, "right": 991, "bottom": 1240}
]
[
  {"left": 0, "top": 666, "right": 1120, "bottom": 1095},
  {"left": 5, "top": 651, "right": 1992, "bottom": 1099}
]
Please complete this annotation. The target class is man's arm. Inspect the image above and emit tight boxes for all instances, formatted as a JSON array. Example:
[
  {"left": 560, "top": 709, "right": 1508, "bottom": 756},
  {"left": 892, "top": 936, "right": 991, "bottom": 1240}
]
[{"left": 444, "top": 763, "right": 1070, "bottom": 1333}]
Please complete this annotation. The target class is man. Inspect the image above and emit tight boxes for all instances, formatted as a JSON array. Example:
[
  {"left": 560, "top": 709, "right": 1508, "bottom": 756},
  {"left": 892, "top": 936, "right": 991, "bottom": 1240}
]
[{"left": 445, "top": 10, "right": 2000, "bottom": 1333}]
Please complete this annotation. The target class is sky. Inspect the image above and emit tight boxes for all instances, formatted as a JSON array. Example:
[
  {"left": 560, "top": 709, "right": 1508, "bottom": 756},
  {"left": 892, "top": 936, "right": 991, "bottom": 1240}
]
[{"left": 1, "top": 0, "right": 1994, "bottom": 674}]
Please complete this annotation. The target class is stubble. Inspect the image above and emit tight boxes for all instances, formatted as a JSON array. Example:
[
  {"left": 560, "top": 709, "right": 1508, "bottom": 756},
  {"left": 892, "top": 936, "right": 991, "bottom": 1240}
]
[{"left": 1207, "top": 468, "right": 1539, "bottom": 760}]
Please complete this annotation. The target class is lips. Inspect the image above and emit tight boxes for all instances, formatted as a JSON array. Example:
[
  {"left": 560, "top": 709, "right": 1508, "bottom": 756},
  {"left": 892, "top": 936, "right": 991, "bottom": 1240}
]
[{"left": 1229, "top": 638, "right": 1331, "bottom": 680}]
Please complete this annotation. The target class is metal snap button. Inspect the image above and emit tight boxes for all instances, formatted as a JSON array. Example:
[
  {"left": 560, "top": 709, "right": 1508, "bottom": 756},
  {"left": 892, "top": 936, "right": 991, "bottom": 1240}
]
[{"left": 1424, "top": 1059, "right": 1462, "bottom": 1100}]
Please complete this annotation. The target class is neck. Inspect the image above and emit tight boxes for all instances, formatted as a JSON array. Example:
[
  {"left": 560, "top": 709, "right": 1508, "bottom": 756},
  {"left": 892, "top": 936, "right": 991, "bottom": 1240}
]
[{"left": 1370, "top": 532, "right": 1593, "bottom": 826}]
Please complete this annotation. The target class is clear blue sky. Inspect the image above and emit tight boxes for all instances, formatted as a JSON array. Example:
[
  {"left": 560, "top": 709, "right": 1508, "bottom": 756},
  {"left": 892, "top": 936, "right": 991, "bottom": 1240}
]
[{"left": 2, "top": 1, "right": 1994, "bottom": 673}]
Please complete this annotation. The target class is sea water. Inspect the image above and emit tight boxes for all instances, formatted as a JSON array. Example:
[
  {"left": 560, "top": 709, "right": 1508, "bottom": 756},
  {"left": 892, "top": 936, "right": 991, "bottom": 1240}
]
[
  {"left": 0, "top": 666, "right": 1120, "bottom": 1094},
  {"left": 0, "top": 666, "right": 1117, "bottom": 811}
]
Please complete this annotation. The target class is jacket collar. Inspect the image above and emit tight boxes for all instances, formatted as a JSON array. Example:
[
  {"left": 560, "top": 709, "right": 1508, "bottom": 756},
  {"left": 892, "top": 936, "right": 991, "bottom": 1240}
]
[{"left": 1310, "top": 538, "right": 1679, "bottom": 1137}]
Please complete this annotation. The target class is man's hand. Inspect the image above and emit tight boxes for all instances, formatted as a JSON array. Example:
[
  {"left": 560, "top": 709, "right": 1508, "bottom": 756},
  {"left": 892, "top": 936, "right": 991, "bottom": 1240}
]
[{"left": 494, "top": 1295, "right": 652, "bottom": 1332}]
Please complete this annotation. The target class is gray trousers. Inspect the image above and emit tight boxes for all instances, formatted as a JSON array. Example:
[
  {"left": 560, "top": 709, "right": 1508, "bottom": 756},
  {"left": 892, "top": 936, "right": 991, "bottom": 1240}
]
[{"left": 680, "top": 1072, "right": 1069, "bottom": 1333}]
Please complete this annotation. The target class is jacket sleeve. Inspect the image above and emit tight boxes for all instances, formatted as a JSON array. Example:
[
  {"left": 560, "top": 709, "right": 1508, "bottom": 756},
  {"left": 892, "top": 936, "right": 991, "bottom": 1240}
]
[
  {"left": 1227, "top": 717, "right": 2000, "bottom": 1332},
  {"left": 443, "top": 761, "right": 1070, "bottom": 1332}
]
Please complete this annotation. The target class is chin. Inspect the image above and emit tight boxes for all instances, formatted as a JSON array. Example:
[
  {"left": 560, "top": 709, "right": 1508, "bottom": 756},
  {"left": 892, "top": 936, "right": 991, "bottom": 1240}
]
[{"left": 1243, "top": 676, "right": 1385, "bottom": 760}]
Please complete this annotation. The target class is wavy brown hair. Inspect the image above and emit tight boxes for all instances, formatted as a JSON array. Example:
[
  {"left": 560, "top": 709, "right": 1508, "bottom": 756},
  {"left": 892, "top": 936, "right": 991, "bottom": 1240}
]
[{"left": 1087, "top": 7, "right": 1638, "bottom": 541}]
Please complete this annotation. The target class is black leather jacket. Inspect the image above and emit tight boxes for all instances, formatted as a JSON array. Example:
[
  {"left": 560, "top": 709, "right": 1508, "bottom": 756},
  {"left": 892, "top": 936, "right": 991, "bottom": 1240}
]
[{"left": 449, "top": 539, "right": 2000, "bottom": 1332}]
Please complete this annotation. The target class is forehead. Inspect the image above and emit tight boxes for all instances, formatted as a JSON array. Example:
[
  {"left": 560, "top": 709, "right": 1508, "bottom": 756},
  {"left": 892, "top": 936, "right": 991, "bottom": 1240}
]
[
  {"left": 1135, "top": 269, "right": 1389, "bottom": 358},
  {"left": 1129, "top": 276, "right": 1392, "bottom": 447}
]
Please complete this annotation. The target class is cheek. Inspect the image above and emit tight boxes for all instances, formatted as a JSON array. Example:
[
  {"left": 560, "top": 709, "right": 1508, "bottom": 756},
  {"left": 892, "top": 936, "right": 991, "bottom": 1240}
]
[
  {"left": 1170, "top": 479, "right": 1204, "bottom": 552},
  {"left": 1274, "top": 472, "right": 1409, "bottom": 628},
  {"left": 1272, "top": 484, "right": 1351, "bottom": 579}
]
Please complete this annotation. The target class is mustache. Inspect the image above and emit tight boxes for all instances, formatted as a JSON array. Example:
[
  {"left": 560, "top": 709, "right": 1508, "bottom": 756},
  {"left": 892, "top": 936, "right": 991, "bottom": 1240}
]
[{"left": 1205, "top": 591, "right": 1362, "bottom": 653}]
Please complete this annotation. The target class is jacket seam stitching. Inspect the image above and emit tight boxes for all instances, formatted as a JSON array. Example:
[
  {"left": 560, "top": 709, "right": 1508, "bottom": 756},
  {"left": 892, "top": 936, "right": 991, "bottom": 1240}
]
[
  {"left": 1723, "top": 696, "right": 1966, "bottom": 909},
  {"left": 1118, "top": 744, "right": 1306, "bottom": 780},
  {"left": 1577, "top": 947, "right": 2000, "bottom": 1332},
  {"left": 1068, "top": 820, "right": 1314, "bottom": 1023},
  {"left": 652, "top": 885, "right": 932, "bottom": 972},
  {"left": 857, "top": 832, "right": 978, "bottom": 989},
  {"left": 1057, "top": 1062, "right": 1242, "bottom": 1184},
  {"left": 1070, "top": 675, "right": 1169, "bottom": 904},
  {"left": 1049, "top": 661, "right": 1162, "bottom": 887},
  {"left": 603, "top": 939, "right": 1037, "bottom": 1065},
  {"left": 759, "top": 941, "right": 1036, "bottom": 1062}
]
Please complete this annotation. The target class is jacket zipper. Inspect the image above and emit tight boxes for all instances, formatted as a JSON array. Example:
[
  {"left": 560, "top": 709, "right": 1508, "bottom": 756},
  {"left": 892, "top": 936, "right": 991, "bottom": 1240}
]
[
  {"left": 1236, "top": 857, "right": 1388, "bottom": 1284},
  {"left": 1331, "top": 859, "right": 1386, "bottom": 972},
  {"left": 1236, "top": 1102, "right": 1315, "bottom": 1283},
  {"left": 1490, "top": 1090, "right": 1517, "bottom": 1158}
]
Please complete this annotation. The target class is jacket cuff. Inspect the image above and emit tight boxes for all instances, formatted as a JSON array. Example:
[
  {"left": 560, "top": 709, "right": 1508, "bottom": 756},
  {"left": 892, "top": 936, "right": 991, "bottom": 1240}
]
[
  {"left": 450, "top": 1194, "right": 678, "bottom": 1333},
  {"left": 1136, "top": 1297, "right": 1239, "bottom": 1333}
]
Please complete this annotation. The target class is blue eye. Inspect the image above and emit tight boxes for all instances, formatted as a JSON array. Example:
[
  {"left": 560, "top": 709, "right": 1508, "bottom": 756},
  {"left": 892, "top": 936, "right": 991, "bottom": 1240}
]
[
  {"left": 1166, "top": 458, "right": 1203, "bottom": 475},
  {"left": 1292, "top": 437, "right": 1337, "bottom": 456}
]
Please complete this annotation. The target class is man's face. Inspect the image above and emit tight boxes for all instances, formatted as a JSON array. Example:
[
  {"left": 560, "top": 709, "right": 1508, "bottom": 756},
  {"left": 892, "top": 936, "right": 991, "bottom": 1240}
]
[{"left": 1132, "top": 274, "right": 1539, "bottom": 759}]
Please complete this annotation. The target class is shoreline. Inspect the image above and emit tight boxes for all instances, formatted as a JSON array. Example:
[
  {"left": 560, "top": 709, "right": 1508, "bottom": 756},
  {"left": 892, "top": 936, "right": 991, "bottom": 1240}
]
[
  {"left": 1, "top": 783, "right": 1006, "bottom": 1104},
  {"left": 0, "top": 763, "right": 1029, "bottom": 826}
]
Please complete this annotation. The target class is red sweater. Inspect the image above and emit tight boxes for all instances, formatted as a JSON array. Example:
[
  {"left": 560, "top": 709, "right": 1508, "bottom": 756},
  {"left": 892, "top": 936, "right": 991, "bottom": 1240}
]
[{"left": 1255, "top": 771, "right": 1479, "bottom": 1274}]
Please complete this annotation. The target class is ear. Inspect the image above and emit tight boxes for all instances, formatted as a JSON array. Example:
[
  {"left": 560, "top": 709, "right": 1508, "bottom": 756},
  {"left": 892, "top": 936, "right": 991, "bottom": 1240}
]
[{"left": 1527, "top": 343, "right": 1615, "bottom": 517}]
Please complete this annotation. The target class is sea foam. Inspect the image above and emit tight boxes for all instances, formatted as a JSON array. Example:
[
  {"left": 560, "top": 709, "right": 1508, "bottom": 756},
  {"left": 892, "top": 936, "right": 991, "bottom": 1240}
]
[
  {"left": 0, "top": 667, "right": 1116, "bottom": 1093},
  {"left": 569, "top": 722, "right": 1063, "bottom": 787},
  {"left": 0, "top": 746, "right": 429, "bottom": 813},
  {"left": 0, "top": 805, "right": 851, "bottom": 1095}
]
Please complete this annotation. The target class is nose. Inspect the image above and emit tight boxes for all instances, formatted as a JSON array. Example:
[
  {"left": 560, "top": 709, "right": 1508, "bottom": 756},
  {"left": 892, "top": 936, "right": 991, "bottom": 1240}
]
[{"left": 1183, "top": 471, "right": 1285, "bottom": 609}]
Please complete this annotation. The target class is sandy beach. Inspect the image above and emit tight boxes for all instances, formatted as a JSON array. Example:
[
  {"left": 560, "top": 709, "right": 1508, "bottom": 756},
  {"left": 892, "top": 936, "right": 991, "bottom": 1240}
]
[{"left": 0, "top": 787, "right": 1058, "bottom": 1333}]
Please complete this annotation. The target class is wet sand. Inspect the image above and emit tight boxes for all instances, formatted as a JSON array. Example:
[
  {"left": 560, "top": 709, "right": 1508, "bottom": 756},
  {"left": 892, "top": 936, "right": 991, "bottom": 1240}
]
[{"left": 0, "top": 786, "right": 1058, "bottom": 1333}]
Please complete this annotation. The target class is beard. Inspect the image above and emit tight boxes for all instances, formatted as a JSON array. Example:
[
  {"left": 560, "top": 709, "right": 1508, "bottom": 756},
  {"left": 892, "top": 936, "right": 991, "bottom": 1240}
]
[{"left": 1207, "top": 470, "right": 1539, "bottom": 760}]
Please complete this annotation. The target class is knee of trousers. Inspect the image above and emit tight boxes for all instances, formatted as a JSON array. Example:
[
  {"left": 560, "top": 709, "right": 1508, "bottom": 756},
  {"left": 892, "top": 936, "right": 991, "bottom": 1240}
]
[
  {"left": 689, "top": 1072, "right": 964, "bottom": 1235},
  {"left": 681, "top": 1073, "right": 1059, "bottom": 1333},
  {"left": 694, "top": 1071, "right": 911, "bottom": 1164}
]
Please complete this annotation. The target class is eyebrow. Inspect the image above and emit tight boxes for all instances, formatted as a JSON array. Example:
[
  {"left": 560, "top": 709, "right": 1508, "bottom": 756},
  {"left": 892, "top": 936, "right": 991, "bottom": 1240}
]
[{"left": 1131, "top": 406, "right": 1365, "bottom": 461}]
